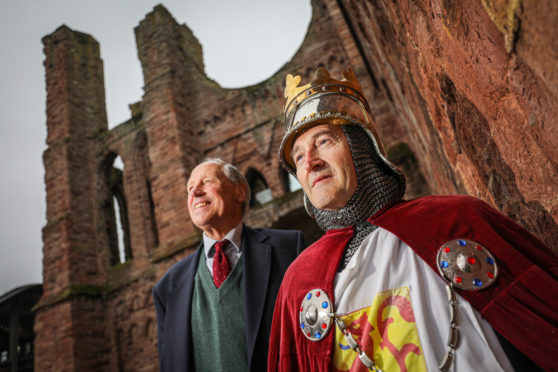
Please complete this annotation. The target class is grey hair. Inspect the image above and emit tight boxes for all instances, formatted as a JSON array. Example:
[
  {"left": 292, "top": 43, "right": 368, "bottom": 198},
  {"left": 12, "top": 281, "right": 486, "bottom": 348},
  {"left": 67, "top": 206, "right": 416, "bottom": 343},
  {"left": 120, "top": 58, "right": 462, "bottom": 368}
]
[{"left": 200, "top": 158, "right": 251, "bottom": 213}]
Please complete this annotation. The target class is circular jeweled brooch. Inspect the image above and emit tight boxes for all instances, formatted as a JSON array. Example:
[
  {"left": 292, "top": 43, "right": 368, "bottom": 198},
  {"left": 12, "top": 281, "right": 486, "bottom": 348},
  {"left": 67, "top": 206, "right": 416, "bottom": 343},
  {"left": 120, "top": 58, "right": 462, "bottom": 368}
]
[
  {"left": 299, "top": 289, "right": 333, "bottom": 341},
  {"left": 436, "top": 239, "right": 498, "bottom": 291}
]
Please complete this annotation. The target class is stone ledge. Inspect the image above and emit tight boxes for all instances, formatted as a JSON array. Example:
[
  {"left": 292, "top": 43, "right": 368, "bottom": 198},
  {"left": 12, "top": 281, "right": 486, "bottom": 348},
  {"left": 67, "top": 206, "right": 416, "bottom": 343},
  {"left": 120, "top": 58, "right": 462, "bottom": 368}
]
[
  {"left": 33, "top": 284, "right": 105, "bottom": 311},
  {"left": 106, "top": 266, "right": 157, "bottom": 294},
  {"left": 42, "top": 213, "right": 71, "bottom": 232},
  {"left": 244, "top": 190, "right": 305, "bottom": 228},
  {"left": 150, "top": 230, "right": 202, "bottom": 263}
]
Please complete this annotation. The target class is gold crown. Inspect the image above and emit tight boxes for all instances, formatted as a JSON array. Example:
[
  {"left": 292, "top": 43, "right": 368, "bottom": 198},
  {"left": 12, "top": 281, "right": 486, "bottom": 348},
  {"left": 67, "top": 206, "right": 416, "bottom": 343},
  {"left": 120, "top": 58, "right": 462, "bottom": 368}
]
[{"left": 284, "top": 67, "right": 367, "bottom": 115}]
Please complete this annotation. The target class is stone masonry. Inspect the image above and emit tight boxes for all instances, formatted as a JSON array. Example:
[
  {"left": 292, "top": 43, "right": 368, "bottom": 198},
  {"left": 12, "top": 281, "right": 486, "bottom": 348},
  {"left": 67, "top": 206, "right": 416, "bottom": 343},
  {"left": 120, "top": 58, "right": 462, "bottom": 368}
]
[{"left": 35, "top": 0, "right": 556, "bottom": 371}]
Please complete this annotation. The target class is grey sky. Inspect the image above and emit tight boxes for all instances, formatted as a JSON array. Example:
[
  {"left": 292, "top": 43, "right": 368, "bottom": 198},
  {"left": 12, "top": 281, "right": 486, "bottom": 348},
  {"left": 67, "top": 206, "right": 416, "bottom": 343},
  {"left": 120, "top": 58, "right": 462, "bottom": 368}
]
[{"left": 0, "top": 0, "right": 311, "bottom": 295}]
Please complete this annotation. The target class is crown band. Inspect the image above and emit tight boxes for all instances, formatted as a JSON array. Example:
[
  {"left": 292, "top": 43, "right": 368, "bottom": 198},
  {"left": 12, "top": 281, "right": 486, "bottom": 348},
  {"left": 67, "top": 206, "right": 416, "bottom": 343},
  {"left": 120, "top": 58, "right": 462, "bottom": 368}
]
[{"left": 284, "top": 83, "right": 370, "bottom": 117}]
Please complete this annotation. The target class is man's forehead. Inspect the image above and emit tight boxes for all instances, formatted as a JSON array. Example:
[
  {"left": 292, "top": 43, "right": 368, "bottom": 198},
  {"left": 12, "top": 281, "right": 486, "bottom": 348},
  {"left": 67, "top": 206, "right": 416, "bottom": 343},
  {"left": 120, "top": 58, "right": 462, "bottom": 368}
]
[
  {"left": 188, "top": 163, "right": 223, "bottom": 182},
  {"left": 292, "top": 124, "right": 342, "bottom": 151}
]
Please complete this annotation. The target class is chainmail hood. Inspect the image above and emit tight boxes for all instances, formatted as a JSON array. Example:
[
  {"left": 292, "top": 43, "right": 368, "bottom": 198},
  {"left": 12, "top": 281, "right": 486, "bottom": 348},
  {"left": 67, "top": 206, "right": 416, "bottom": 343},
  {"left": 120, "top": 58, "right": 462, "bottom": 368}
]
[{"left": 306, "top": 124, "right": 406, "bottom": 270}]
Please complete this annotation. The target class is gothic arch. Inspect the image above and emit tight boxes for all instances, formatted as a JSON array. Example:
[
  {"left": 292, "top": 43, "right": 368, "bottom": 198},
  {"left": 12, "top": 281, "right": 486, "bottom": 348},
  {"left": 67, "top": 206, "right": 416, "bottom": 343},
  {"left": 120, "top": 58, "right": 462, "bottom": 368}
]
[
  {"left": 245, "top": 168, "right": 272, "bottom": 207},
  {"left": 281, "top": 167, "right": 301, "bottom": 193},
  {"left": 101, "top": 151, "right": 132, "bottom": 266},
  {"left": 131, "top": 296, "right": 142, "bottom": 312}
]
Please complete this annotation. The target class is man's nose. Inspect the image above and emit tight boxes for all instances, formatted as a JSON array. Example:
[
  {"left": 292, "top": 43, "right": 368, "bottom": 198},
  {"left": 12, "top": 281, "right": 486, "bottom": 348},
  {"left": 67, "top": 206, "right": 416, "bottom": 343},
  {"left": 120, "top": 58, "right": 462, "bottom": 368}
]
[
  {"left": 190, "top": 183, "right": 205, "bottom": 196},
  {"left": 302, "top": 149, "right": 323, "bottom": 172}
]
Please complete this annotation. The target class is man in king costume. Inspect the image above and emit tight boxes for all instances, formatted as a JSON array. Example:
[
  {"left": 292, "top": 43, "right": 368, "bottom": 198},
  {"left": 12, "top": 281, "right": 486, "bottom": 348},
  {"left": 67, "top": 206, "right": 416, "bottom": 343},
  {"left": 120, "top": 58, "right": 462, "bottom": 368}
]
[{"left": 268, "top": 67, "right": 558, "bottom": 371}]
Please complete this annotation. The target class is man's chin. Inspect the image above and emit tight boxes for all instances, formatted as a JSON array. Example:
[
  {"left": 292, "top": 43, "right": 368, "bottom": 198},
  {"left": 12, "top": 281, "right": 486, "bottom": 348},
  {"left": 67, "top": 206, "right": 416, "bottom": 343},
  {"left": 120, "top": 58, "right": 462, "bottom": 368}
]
[
  {"left": 308, "top": 192, "right": 349, "bottom": 211},
  {"left": 311, "top": 199, "right": 343, "bottom": 211},
  {"left": 190, "top": 215, "right": 212, "bottom": 229}
]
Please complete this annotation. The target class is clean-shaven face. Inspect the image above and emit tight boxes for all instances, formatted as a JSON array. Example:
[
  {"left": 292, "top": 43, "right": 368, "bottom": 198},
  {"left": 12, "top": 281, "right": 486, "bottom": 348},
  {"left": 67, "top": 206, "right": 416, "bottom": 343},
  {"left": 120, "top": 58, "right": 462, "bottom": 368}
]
[
  {"left": 291, "top": 124, "right": 358, "bottom": 210},
  {"left": 187, "top": 163, "right": 245, "bottom": 238}
]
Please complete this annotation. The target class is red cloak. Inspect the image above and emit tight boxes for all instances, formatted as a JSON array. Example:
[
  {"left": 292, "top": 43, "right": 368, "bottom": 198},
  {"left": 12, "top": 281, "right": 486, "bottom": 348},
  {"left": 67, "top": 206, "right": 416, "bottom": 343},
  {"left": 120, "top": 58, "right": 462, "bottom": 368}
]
[{"left": 268, "top": 195, "right": 558, "bottom": 371}]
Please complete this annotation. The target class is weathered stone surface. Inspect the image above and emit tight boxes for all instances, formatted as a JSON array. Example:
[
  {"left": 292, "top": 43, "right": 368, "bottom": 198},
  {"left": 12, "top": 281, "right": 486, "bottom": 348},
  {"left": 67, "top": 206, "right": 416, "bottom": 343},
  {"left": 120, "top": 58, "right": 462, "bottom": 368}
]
[
  {"left": 336, "top": 0, "right": 557, "bottom": 249},
  {"left": 37, "top": 0, "right": 556, "bottom": 370}
]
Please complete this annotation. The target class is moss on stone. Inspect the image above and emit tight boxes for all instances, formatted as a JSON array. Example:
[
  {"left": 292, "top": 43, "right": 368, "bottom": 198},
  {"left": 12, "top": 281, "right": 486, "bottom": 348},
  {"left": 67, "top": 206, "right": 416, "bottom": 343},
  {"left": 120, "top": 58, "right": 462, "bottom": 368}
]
[
  {"left": 387, "top": 142, "right": 414, "bottom": 166},
  {"left": 33, "top": 284, "right": 106, "bottom": 311}
]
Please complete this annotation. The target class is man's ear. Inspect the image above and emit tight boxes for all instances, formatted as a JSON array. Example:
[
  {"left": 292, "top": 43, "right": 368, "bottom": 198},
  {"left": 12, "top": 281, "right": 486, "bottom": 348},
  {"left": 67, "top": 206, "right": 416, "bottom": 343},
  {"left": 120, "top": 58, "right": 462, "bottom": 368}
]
[{"left": 236, "top": 184, "right": 247, "bottom": 203}]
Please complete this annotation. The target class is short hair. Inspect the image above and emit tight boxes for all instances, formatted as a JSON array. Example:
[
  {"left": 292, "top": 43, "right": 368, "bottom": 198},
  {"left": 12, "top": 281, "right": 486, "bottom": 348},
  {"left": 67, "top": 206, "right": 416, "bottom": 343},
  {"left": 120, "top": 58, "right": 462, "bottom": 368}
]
[{"left": 199, "top": 158, "right": 251, "bottom": 214}]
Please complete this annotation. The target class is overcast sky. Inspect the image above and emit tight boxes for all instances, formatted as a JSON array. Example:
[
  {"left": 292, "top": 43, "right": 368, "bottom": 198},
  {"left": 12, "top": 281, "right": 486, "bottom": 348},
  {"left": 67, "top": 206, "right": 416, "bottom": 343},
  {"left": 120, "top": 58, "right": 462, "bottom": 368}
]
[{"left": 0, "top": 1, "right": 311, "bottom": 295}]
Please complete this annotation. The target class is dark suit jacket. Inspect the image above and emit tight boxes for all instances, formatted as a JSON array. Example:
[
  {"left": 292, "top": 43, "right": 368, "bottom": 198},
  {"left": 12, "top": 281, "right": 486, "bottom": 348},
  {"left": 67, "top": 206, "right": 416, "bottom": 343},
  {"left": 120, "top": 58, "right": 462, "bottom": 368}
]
[{"left": 153, "top": 225, "right": 305, "bottom": 372}]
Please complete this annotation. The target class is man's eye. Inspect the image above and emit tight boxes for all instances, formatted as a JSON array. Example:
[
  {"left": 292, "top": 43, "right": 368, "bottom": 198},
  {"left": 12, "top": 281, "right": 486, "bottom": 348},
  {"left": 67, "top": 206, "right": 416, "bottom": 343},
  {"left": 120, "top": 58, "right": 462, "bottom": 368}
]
[
  {"left": 294, "top": 154, "right": 304, "bottom": 163},
  {"left": 317, "top": 137, "right": 330, "bottom": 146}
]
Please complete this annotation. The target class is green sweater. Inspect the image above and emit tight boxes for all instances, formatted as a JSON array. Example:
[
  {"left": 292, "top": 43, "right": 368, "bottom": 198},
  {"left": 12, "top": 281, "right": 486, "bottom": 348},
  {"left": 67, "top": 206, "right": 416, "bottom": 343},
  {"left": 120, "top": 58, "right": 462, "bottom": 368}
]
[{"left": 191, "top": 253, "right": 248, "bottom": 371}]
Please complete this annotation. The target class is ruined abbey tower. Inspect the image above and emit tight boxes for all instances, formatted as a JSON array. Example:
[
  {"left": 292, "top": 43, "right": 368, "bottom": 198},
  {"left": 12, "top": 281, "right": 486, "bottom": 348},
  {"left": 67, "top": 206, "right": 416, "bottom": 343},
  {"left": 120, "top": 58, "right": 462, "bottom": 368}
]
[{"left": 36, "top": 0, "right": 557, "bottom": 370}]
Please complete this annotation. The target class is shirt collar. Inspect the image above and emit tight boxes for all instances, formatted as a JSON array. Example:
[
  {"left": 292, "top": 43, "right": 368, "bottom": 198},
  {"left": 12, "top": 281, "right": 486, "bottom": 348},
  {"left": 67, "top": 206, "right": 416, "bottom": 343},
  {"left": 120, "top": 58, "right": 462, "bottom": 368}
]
[{"left": 203, "top": 222, "right": 244, "bottom": 258}]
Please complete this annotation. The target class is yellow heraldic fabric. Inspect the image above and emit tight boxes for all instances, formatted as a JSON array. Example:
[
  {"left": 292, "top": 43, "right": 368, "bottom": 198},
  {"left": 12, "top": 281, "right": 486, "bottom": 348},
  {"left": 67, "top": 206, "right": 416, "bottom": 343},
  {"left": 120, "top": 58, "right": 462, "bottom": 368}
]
[{"left": 333, "top": 287, "right": 427, "bottom": 372}]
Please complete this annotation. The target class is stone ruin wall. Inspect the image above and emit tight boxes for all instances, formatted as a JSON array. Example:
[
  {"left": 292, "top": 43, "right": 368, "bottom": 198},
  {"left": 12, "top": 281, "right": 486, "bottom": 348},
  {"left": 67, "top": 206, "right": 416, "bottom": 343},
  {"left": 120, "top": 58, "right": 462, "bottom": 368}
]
[
  {"left": 337, "top": 0, "right": 558, "bottom": 249},
  {"left": 35, "top": 0, "right": 556, "bottom": 371}
]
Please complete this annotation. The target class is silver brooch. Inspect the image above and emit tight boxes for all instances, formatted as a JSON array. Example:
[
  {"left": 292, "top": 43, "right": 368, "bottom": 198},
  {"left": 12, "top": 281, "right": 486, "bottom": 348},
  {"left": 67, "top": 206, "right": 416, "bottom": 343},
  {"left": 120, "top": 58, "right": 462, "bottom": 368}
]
[
  {"left": 436, "top": 239, "right": 498, "bottom": 291},
  {"left": 299, "top": 289, "right": 333, "bottom": 341}
]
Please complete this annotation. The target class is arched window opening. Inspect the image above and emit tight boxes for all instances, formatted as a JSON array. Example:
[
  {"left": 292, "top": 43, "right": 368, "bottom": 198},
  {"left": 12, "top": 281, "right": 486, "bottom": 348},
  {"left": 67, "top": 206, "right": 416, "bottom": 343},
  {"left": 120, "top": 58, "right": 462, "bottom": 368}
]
[
  {"left": 246, "top": 169, "right": 272, "bottom": 207},
  {"left": 282, "top": 168, "right": 302, "bottom": 192},
  {"left": 113, "top": 193, "right": 127, "bottom": 264},
  {"left": 288, "top": 173, "right": 302, "bottom": 192},
  {"left": 104, "top": 154, "right": 132, "bottom": 266},
  {"left": 146, "top": 178, "right": 159, "bottom": 247}
]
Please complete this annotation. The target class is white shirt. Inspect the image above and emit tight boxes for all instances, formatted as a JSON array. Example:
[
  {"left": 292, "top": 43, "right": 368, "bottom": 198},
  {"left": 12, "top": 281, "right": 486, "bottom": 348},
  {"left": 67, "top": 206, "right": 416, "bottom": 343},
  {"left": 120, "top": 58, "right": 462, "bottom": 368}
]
[
  {"left": 333, "top": 227, "right": 514, "bottom": 371},
  {"left": 202, "top": 222, "right": 243, "bottom": 277}
]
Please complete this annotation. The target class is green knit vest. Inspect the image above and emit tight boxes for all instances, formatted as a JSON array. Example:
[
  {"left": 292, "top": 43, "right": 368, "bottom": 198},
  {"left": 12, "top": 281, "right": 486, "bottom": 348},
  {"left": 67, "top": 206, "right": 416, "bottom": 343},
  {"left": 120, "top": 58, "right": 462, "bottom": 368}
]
[{"left": 191, "top": 252, "right": 248, "bottom": 371}]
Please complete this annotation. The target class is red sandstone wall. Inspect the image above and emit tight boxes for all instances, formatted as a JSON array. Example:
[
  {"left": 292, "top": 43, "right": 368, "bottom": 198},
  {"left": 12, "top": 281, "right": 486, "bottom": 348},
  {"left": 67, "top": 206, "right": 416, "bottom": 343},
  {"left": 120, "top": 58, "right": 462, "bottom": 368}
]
[
  {"left": 334, "top": 0, "right": 557, "bottom": 249},
  {"left": 38, "top": 2, "right": 362, "bottom": 370},
  {"left": 37, "top": 27, "right": 111, "bottom": 371},
  {"left": 38, "top": 1, "right": 556, "bottom": 371}
]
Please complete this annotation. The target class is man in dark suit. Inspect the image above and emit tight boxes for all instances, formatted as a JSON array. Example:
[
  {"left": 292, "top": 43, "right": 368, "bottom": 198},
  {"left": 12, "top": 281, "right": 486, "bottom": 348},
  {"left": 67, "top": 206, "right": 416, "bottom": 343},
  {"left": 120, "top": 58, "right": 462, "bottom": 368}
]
[{"left": 153, "top": 158, "right": 305, "bottom": 372}]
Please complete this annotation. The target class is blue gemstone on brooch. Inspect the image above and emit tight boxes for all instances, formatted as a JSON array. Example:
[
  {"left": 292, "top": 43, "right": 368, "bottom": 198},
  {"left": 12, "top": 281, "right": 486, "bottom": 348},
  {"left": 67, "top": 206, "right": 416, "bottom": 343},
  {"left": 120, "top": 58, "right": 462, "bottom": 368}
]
[
  {"left": 440, "top": 260, "right": 449, "bottom": 268},
  {"left": 458, "top": 240, "right": 467, "bottom": 246},
  {"left": 315, "top": 332, "right": 322, "bottom": 339},
  {"left": 322, "top": 301, "right": 328, "bottom": 309},
  {"left": 473, "top": 279, "right": 483, "bottom": 287},
  {"left": 306, "top": 293, "right": 312, "bottom": 300},
  {"left": 301, "top": 323, "right": 305, "bottom": 329},
  {"left": 486, "top": 257, "right": 494, "bottom": 265}
]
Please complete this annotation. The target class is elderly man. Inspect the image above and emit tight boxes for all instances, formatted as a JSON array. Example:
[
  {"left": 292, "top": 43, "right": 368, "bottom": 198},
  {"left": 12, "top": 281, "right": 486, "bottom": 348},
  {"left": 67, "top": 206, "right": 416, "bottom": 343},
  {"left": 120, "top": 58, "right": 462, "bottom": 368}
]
[
  {"left": 268, "top": 68, "right": 557, "bottom": 371},
  {"left": 153, "top": 158, "right": 305, "bottom": 372}
]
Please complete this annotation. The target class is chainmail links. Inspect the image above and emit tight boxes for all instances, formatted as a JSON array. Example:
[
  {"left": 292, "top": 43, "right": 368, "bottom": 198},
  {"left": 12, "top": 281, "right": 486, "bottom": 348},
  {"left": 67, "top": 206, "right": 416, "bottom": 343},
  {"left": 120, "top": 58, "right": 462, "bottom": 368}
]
[{"left": 309, "top": 124, "right": 405, "bottom": 271}]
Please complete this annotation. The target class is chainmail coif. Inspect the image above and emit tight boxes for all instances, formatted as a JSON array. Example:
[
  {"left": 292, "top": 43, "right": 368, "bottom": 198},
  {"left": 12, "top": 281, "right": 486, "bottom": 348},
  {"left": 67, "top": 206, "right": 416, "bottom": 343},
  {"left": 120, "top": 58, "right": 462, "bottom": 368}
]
[{"left": 308, "top": 124, "right": 406, "bottom": 271}]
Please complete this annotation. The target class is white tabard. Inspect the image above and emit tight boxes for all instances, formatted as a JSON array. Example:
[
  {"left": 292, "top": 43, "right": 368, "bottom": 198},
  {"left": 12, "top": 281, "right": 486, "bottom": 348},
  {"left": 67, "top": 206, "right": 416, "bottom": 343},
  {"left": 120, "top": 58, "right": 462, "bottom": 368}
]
[{"left": 333, "top": 227, "right": 514, "bottom": 372}]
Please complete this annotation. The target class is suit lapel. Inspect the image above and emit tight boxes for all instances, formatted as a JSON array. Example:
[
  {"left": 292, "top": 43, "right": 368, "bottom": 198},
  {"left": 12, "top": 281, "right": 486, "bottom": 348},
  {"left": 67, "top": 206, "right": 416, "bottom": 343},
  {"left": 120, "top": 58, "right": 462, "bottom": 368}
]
[
  {"left": 241, "top": 226, "right": 272, "bottom": 368},
  {"left": 165, "top": 244, "right": 202, "bottom": 371}
]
